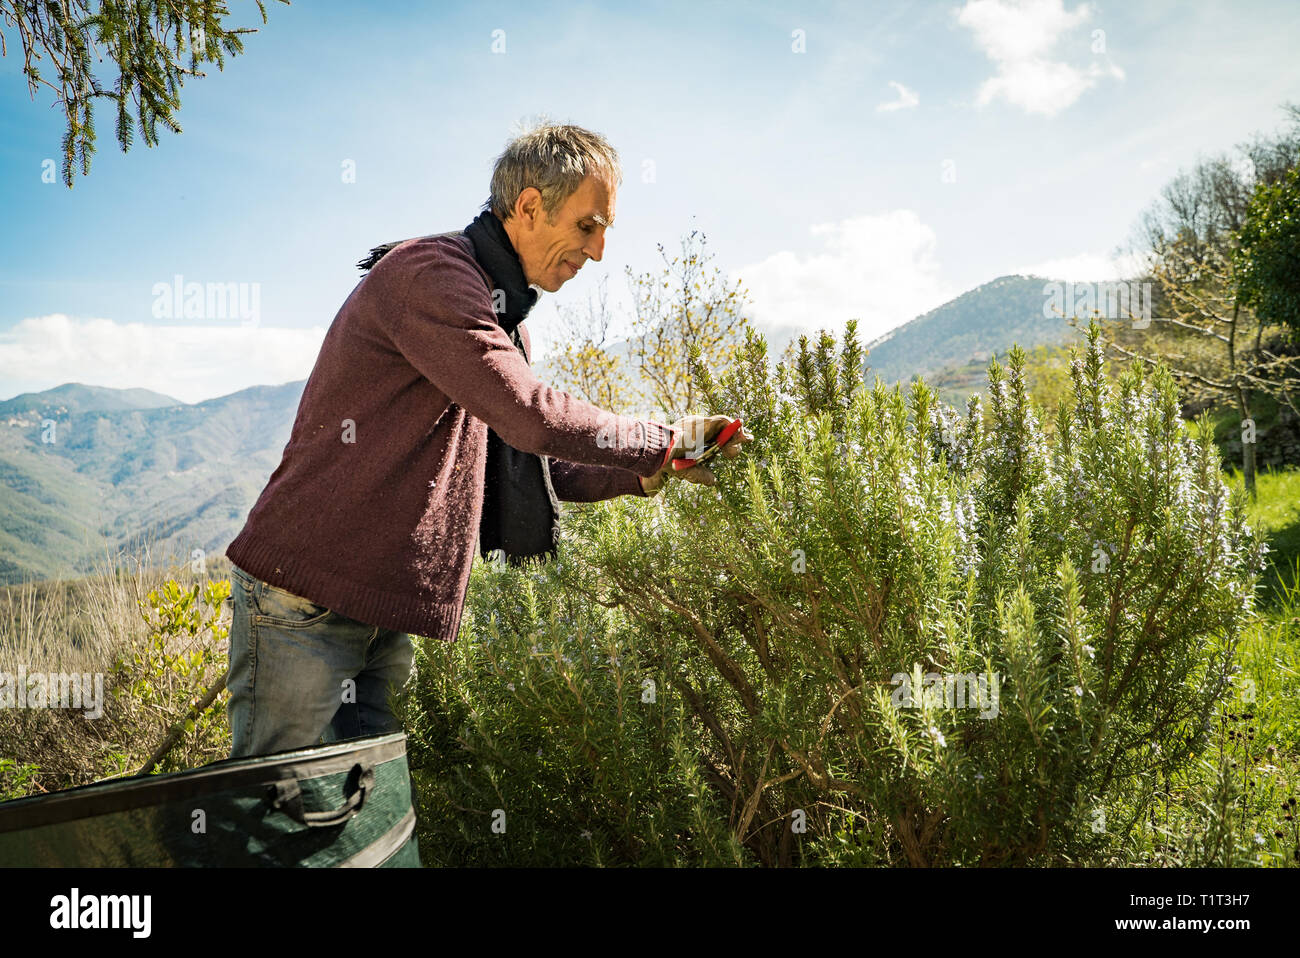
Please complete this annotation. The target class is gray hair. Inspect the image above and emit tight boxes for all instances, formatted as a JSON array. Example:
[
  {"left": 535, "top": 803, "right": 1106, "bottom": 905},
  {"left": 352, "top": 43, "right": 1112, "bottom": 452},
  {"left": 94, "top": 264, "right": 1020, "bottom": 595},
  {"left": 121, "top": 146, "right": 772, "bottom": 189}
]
[{"left": 486, "top": 122, "right": 622, "bottom": 223}]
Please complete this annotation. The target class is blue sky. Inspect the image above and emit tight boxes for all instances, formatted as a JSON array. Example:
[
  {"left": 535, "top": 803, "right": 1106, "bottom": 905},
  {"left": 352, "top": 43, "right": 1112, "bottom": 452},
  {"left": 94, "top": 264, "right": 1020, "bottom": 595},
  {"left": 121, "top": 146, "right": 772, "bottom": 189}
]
[{"left": 2, "top": 0, "right": 1298, "bottom": 403}]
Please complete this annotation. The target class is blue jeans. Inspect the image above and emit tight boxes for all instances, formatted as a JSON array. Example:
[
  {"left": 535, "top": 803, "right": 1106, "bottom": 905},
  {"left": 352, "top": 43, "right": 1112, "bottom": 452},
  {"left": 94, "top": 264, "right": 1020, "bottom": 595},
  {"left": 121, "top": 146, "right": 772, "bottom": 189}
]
[{"left": 225, "top": 564, "right": 415, "bottom": 759}]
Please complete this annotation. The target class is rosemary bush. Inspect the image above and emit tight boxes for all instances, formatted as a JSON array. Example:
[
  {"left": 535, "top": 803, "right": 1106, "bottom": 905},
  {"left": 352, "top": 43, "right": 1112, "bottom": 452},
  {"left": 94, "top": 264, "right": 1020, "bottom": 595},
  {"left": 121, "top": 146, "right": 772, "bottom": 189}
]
[{"left": 403, "top": 320, "right": 1267, "bottom": 866}]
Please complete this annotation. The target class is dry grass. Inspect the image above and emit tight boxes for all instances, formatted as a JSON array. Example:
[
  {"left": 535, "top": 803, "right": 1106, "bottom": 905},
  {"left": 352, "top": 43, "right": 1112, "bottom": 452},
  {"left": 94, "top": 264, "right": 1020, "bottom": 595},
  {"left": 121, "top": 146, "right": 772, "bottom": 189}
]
[{"left": 0, "top": 539, "right": 233, "bottom": 796}]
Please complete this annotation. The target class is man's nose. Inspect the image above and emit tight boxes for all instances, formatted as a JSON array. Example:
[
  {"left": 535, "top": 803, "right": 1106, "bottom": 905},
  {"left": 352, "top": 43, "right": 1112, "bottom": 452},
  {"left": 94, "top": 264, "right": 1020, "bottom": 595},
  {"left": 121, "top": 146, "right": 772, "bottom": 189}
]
[{"left": 583, "top": 229, "right": 606, "bottom": 263}]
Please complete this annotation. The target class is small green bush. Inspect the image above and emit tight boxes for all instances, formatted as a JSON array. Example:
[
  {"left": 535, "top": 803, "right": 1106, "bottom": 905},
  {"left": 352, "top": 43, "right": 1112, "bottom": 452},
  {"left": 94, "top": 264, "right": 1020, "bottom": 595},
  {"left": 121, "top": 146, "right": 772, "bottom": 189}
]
[{"left": 110, "top": 578, "right": 231, "bottom": 774}]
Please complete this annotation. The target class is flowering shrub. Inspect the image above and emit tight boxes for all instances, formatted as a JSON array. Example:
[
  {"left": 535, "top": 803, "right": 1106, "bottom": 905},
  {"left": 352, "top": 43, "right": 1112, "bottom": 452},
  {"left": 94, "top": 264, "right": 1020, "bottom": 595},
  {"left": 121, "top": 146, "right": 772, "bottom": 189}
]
[{"left": 404, "top": 320, "right": 1267, "bottom": 866}]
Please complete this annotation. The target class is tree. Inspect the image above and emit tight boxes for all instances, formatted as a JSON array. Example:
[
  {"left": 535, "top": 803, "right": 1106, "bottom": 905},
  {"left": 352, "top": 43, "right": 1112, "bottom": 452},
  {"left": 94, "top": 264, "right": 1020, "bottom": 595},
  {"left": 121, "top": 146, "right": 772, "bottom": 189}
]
[
  {"left": 1135, "top": 103, "right": 1300, "bottom": 264},
  {"left": 1236, "top": 163, "right": 1300, "bottom": 336},
  {"left": 1020, "top": 343, "right": 1076, "bottom": 430},
  {"left": 1087, "top": 238, "right": 1300, "bottom": 500},
  {"left": 546, "top": 274, "right": 638, "bottom": 413},
  {"left": 624, "top": 230, "right": 753, "bottom": 420},
  {"left": 1101, "top": 105, "right": 1300, "bottom": 498},
  {"left": 0, "top": 0, "right": 288, "bottom": 188},
  {"left": 549, "top": 229, "right": 754, "bottom": 421}
]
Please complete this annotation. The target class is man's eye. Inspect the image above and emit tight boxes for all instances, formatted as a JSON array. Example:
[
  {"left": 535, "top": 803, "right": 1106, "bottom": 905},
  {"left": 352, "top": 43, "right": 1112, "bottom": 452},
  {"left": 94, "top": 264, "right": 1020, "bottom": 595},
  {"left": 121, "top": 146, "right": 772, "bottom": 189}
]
[{"left": 580, "top": 223, "right": 594, "bottom": 233}]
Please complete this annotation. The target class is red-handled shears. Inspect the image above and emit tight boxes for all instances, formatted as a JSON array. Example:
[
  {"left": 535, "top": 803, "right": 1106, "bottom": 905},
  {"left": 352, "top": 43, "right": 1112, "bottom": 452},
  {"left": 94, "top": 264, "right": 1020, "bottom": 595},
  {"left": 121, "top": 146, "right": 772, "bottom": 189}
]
[{"left": 671, "top": 418, "right": 744, "bottom": 471}]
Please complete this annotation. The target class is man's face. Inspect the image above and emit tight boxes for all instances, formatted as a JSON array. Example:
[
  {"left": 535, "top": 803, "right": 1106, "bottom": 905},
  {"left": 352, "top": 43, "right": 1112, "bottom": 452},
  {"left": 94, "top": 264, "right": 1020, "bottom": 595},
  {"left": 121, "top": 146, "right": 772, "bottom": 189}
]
[{"left": 503, "top": 174, "right": 615, "bottom": 293}]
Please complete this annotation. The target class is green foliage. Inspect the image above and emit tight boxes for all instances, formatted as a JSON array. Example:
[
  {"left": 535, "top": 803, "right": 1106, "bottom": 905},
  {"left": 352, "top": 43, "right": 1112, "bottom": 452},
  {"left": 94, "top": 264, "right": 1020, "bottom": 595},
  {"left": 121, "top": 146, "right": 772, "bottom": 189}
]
[
  {"left": 1138, "top": 644, "right": 1299, "bottom": 869},
  {"left": 405, "top": 318, "right": 1269, "bottom": 865},
  {"left": 1236, "top": 164, "right": 1300, "bottom": 333},
  {"left": 109, "top": 578, "right": 231, "bottom": 773},
  {"left": 1, "top": 561, "right": 234, "bottom": 795},
  {"left": 403, "top": 559, "right": 745, "bottom": 865},
  {"left": 1231, "top": 469, "right": 1300, "bottom": 605},
  {"left": 0, "top": 758, "right": 41, "bottom": 801},
  {"left": 0, "top": 0, "right": 289, "bottom": 187}
]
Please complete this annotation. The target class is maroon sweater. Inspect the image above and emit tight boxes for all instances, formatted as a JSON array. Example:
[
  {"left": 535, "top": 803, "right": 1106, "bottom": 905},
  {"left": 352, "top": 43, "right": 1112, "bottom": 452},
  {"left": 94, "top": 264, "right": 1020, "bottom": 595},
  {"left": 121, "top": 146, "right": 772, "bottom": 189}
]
[{"left": 226, "top": 231, "right": 677, "bottom": 641}]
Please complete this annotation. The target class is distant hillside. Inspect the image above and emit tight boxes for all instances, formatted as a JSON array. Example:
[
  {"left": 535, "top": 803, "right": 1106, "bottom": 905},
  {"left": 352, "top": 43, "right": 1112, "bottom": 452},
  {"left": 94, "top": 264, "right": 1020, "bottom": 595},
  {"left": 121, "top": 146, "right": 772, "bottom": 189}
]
[
  {"left": 862, "top": 275, "right": 1081, "bottom": 387},
  {"left": 0, "top": 381, "right": 303, "bottom": 584},
  {"left": 0, "top": 383, "right": 181, "bottom": 417}
]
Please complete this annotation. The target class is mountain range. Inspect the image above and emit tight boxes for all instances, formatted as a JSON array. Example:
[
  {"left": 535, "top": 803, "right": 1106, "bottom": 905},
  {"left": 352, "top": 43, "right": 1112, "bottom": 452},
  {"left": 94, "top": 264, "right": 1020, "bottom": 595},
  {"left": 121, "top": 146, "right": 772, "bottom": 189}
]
[{"left": 0, "top": 381, "right": 303, "bottom": 584}]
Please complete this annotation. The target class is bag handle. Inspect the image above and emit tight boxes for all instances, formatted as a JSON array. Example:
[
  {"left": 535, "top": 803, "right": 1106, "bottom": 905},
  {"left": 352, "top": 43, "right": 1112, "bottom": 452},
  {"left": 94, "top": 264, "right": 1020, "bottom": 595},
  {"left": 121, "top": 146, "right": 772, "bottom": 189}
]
[{"left": 266, "top": 762, "right": 375, "bottom": 828}]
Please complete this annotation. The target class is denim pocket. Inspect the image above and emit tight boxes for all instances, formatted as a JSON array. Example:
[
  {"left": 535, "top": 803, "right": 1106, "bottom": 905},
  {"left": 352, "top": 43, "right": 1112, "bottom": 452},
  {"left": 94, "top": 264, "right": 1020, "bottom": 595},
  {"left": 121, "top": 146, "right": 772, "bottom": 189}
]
[{"left": 252, "top": 578, "right": 333, "bottom": 629}]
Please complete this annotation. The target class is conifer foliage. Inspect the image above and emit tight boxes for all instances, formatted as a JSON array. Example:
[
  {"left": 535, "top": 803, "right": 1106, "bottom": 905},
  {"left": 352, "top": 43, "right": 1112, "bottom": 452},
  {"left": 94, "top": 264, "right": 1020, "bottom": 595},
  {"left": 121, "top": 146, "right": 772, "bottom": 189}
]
[{"left": 1, "top": 0, "right": 287, "bottom": 187}]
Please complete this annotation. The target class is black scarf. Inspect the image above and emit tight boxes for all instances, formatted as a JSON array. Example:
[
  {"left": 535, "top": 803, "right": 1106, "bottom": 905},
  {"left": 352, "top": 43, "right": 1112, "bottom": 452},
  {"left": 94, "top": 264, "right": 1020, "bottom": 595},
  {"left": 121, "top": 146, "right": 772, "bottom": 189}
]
[{"left": 358, "top": 210, "right": 561, "bottom": 566}]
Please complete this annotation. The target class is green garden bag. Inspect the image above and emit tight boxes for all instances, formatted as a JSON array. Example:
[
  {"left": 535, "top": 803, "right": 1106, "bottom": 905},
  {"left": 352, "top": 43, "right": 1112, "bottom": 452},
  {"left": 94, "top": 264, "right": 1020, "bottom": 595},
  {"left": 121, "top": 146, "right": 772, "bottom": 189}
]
[{"left": 0, "top": 731, "right": 420, "bottom": 867}]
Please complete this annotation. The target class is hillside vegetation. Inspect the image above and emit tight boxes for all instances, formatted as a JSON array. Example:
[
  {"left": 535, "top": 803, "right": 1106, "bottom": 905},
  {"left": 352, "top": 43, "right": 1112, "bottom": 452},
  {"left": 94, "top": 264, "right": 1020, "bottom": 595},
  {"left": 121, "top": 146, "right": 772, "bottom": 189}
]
[
  {"left": 863, "top": 275, "right": 1080, "bottom": 387},
  {"left": 0, "top": 382, "right": 302, "bottom": 584}
]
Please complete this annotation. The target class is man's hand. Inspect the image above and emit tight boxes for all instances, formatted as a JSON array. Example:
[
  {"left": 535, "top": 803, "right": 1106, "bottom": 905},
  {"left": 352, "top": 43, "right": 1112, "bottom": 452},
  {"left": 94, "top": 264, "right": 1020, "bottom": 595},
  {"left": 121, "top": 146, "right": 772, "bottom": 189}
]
[{"left": 639, "top": 414, "right": 751, "bottom": 496}]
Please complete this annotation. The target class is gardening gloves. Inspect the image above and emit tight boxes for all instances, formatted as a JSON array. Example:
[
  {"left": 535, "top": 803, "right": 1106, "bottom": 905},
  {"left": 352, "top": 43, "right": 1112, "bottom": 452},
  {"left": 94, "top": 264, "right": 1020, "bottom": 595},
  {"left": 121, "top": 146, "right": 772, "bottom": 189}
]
[{"left": 638, "top": 414, "right": 752, "bottom": 497}]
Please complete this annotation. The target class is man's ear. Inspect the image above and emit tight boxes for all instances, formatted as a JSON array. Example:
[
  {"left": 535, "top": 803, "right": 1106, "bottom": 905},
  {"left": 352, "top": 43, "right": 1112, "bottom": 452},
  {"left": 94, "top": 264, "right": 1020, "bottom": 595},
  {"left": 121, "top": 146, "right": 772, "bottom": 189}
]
[{"left": 513, "top": 187, "right": 544, "bottom": 230}]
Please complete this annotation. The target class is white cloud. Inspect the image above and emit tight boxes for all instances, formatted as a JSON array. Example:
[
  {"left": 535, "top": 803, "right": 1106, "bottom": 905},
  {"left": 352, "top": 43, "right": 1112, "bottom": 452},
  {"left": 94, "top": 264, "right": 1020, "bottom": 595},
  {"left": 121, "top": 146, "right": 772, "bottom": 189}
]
[
  {"left": 1014, "top": 249, "right": 1146, "bottom": 282},
  {"left": 0, "top": 314, "right": 327, "bottom": 404},
  {"left": 957, "top": 0, "right": 1123, "bottom": 116},
  {"left": 730, "top": 211, "right": 956, "bottom": 344},
  {"left": 877, "top": 80, "right": 920, "bottom": 112},
  {"left": 977, "top": 58, "right": 1123, "bottom": 116},
  {"left": 959, "top": 0, "right": 1090, "bottom": 62}
]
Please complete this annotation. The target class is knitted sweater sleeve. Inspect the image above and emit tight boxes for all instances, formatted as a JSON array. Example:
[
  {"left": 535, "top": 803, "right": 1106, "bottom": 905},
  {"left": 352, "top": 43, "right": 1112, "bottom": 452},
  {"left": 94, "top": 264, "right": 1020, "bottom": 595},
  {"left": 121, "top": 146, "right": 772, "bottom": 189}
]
[
  {"left": 389, "top": 242, "right": 678, "bottom": 478},
  {"left": 548, "top": 459, "right": 649, "bottom": 501}
]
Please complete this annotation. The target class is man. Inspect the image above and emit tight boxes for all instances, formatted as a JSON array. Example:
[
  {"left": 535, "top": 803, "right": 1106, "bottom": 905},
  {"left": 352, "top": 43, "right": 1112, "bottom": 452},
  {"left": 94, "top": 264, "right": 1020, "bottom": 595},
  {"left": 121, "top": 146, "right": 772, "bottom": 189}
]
[{"left": 224, "top": 123, "right": 749, "bottom": 758}]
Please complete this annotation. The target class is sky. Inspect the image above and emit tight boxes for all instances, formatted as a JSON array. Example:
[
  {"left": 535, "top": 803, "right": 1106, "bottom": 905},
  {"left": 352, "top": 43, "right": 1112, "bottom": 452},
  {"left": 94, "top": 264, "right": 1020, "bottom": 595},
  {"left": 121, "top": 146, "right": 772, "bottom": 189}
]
[{"left": 2, "top": 0, "right": 1299, "bottom": 404}]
